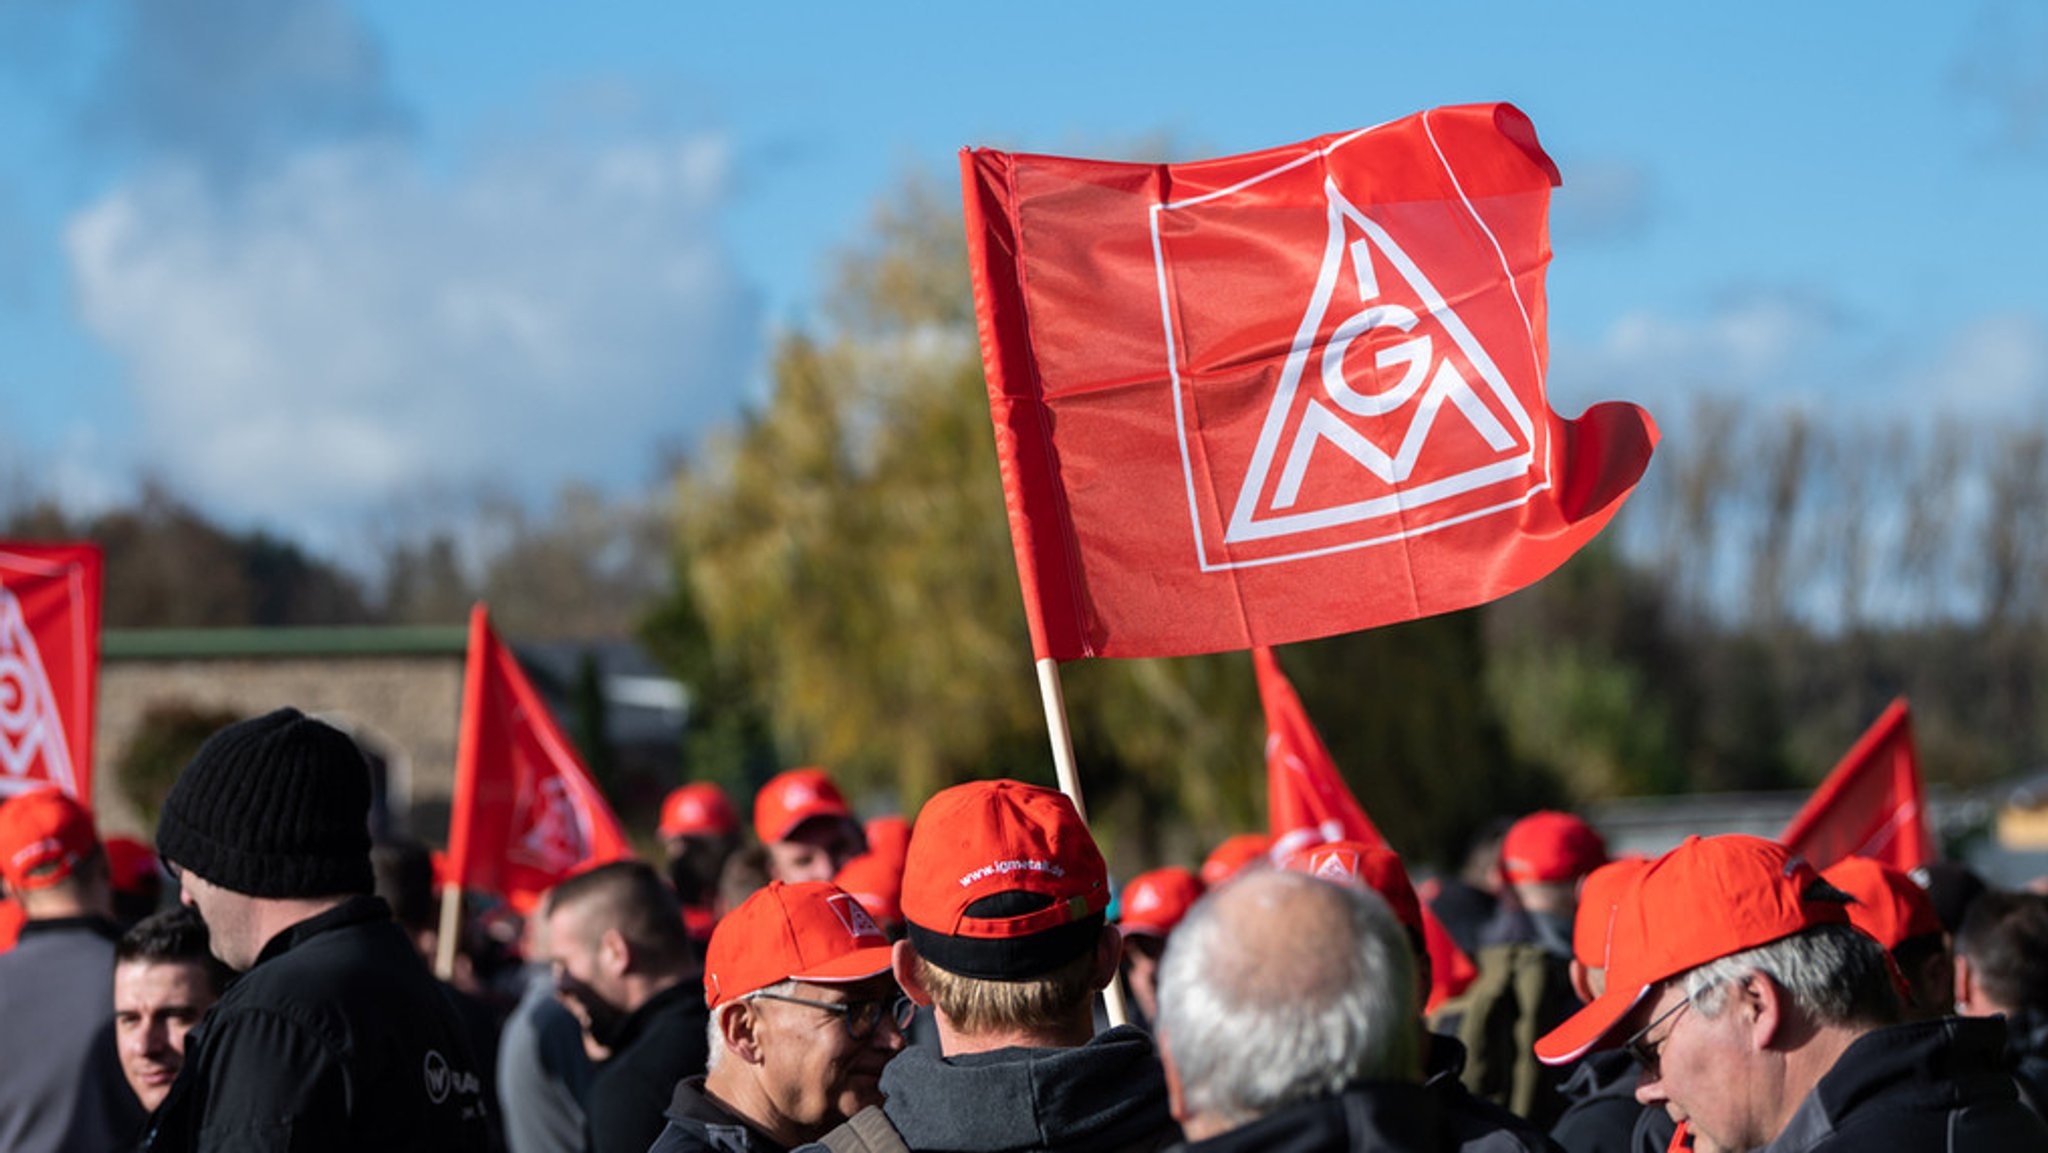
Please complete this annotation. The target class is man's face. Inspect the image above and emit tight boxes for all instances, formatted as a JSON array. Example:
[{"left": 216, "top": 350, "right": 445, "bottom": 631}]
[
  {"left": 175, "top": 868, "right": 260, "bottom": 972},
  {"left": 113, "top": 959, "right": 219, "bottom": 1111},
  {"left": 1630, "top": 980, "right": 1771, "bottom": 1152},
  {"left": 1123, "top": 934, "right": 1166, "bottom": 1023},
  {"left": 751, "top": 974, "right": 907, "bottom": 1136},
  {"left": 768, "top": 818, "right": 864, "bottom": 884},
  {"left": 544, "top": 905, "right": 629, "bottom": 1046}
]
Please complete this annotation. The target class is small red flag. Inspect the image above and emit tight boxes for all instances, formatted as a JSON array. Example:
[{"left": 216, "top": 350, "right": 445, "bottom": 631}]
[
  {"left": 0, "top": 542, "right": 102, "bottom": 803},
  {"left": 1253, "top": 646, "right": 1472, "bottom": 1008},
  {"left": 962, "top": 103, "right": 1657, "bottom": 660},
  {"left": 1256, "top": 646, "right": 1386, "bottom": 857},
  {"left": 446, "top": 604, "right": 631, "bottom": 913},
  {"left": 1780, "top": 698, "right": 1933, "bottom": 872}
]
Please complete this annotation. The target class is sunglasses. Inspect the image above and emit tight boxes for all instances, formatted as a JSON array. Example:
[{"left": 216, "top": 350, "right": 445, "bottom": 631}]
[
  {"left": 1622, "top": 995, "right": 1691, "bottom": 1078},
  {"left": 746, "top": 991, "right": 916, "bottom": 1041}
]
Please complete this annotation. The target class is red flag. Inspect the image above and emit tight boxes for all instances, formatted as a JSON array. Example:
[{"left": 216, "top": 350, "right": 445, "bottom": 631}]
[
  {"left": 446, "top": 604, "right": 631, "bottom": 913},
  {"left": 1780, "top": 698, "right": 1933, "bottom": 872},
  {"left": 1256, "top": 646, "right": 1386, "bottom": 857},
  {"left": 963, "top": 103, "right": 1656, "bottom": 661},
  {"left": 0, "top": 543, "right": 102, "bottom": 803}
]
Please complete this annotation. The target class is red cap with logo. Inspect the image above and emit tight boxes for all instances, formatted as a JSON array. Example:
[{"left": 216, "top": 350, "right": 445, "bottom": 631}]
[
  {"left": 0, "top": 787, "right": 99, "bottom": 893},
  {"left": 1118, "top": 867, "right": 1204, "bottom": 939},
  {"left": 1823, "top": 855, "right": 1942, "bottom": 951},
  {"left": 1280, "top": 841, "right": 1424, "bottom": 940},
  {"left": 661, "top": 782, "right": 741, "bottom": 839},
  {"left": 1535, "top": 835, "right": 1852, "bottom": 1065},
  {"left": 900, "top": 780, "right": 1109, "bottom": 979},
  {"left": 1200, "top": 833, "right": 1273, "bottom": 887},
  {"left": 754, "top": 768, "right": 854, "bottom": 845},
  {"left": 1572, "top": 856, "right": 1650, "bottom": 969},
  {"left": 1502, "top": 811, "right": 1609, "bottom": 885},
  {"left": 704, "top": 880, "right": 896, "bottom": 1009}
]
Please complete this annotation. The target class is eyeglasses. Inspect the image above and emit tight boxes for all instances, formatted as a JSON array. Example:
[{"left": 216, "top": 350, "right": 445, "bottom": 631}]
[
  {"left": 1622, "top": 995, "right": 1691, "bottom": 1078},
  {"left": 746, "top": 991, "right": 916, "bottom": 1040}
]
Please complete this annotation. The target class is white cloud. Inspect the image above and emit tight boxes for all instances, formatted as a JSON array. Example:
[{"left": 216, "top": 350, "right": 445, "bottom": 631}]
[
  {"left": 1922, "top": 312, "right": 2048, "bottom": 413},
  {"left": 65, "top": 133, "right": 759, "bottom": 551}
]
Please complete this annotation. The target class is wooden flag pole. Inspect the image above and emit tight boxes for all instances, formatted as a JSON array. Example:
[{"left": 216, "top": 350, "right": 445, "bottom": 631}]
[
  {"left": 433, "top": 882, "right": 462, "bottom": 981},
  {"left": 1034, "top": 657, "right": 1132, "bottom": 1028}
]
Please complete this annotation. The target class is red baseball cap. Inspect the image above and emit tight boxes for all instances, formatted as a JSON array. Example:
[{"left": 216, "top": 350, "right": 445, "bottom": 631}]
[
  {"left": 1535, "top": 835, "right": 1852, "bottom": 1065},
  {"left": 1200, "top": 833, "right": 1273, "bottom": 887},
  {"left": 1280, "top": 841, "right": 1424, "bottom": 940},
  {"left": 900, "top": 780, "right": 1108, "bottom": 979},
  {"left": 0, "top": 788, "right": 99, "bottom": 893},
  {"left": 661, "top": 782, "right": 740, "bottom": 839},
  {"left": 102, "top": 836, "right": 162, "bottom": 896},
  {"left": 704, "top": 880, "right": 896, "bottom": 1008},
  {"left": 1823, "top": 856, "right": 1942, "bottom": 951},
  {"left": 836, "top": 815, "right": 910, "bottom": 927},
  {"left": 1118, "top": 867, "right": 1204, "bottom": 939},
  {"left": 1572, "top": 856, "right": 1650, "bottom": 969},
  {"left": 1502, "top": 811, "right": 1609, "bottom": 885},
  {"left": 754, "top": 767, "right": 854, "bottom": 845}
]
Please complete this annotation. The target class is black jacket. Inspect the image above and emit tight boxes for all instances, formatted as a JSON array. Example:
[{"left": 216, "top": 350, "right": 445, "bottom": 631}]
[
  {"left": 1759, "top": 1016, "right": 2048, "bottom": 1152},
  {"left": 1172, "top": 1081, "right": 1457, "bottom": 1153},
  {"left": 2006, "top": 1009, "right": 2048, "bottom": 1116},
  {"left": 804, "top": 1024, "right": 1177, "bottom": 1153},
  {"left": 587, "top": 978, "right": 711, "bottom": 1153},
  {"left": 1551, "top": 1049, "right": 1664, "bottom": 1153},
  {"left": 648, "top": 1076, "right": 786, "bottom": 1153},
  {"left": 143, "top": 895, "right": 491, "bottom": 1153},
  {"left": 1424, "top": 1034, "right": 1567, "bottom": 1153}
]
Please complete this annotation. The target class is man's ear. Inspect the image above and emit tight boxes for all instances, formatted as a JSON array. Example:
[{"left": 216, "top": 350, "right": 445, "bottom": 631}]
[
  {"left": 1089, "top": 924, "right": 1124, "bottom": 993},
  {"left": 1569, "top": 958, "right": 1598, "bottom": 1007},
  {"left": 1744, "top": 973, "right": 1787, "bottom": 1050},
  {"left": 1953, "top": 953, "right": 1979, "bottom": 1014},
  {"left": 717, "top": 1002, "right": 767, "bottom": 1066},
  {"left": 893, "top": 939, "right": 932, "bottom": 1007},
  {"left": 1158, "top": 1029, "right": 1191, "bottom": 1127},
  {"left": 599, "top": 928, "right": 631, "bottom": 977}
]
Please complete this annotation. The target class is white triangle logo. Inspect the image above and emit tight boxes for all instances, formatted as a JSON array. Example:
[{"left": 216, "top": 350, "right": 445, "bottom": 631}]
[
  {"left": 0, "top": 585, "right": 78, "bottom": 797},
  {"left": 1223, "top": 177, "right": 1536, "bottom": 547},
  {"left": 829, "top": 893, "right": 883, "bottom": 942}
]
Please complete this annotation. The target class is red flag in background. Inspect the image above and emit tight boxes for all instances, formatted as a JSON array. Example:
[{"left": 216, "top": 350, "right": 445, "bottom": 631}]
[
  {"left": 962, "top": 103, "right": 1657, "bottom": 661},
  {"left": 1780, "top": 698, "right": 1933, "bottom": 872},
  {"left": 1253, "top": 646, "right": 1473, "bottom": 1008},
  {"left": 0, "top": 543, "right": 102, "bottom": 803},
  {"left": 1257, "top": 646, "right": 1386, "bottom": 858},
  {"left": 446, "top": 604, "right": 631, "bottom": 913}
]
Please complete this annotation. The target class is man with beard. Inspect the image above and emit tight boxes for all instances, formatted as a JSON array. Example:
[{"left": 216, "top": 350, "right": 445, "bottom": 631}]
[{"left": 542, "top": 860, "right": 709, "bottom": 1153}]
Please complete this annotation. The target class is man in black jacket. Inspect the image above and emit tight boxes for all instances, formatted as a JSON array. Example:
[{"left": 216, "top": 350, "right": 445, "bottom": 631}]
[
  {"left": 1535, "top": 835, "right": 2048, "bottom": 1153},
  {"left": 542, "top": 859, "right": 709, "bottom": 1153},
  {"left": 144, "top": 707, "right": 492, "bottom": 1153}
]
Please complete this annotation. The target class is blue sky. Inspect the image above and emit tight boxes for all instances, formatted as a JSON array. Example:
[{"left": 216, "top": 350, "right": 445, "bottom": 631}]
[{"left": 2, "top": 0, "right": 2044, "bottom": 560}]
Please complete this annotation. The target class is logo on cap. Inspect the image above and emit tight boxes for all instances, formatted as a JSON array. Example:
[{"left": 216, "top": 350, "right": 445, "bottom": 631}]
[
  {"left": 828, "top": 893, "right": 883, "bottom": 943},
  {"left": 1313, "top": 850, "right": 1359, "bottom": 882}
]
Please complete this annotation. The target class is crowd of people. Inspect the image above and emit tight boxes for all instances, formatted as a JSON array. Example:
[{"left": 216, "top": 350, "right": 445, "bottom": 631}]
[{"left": 3, "top": 706, "right": 2048, "bottom": 1151}]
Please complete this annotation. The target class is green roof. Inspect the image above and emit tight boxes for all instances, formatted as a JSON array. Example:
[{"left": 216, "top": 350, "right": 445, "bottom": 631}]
[{"left": 102, "top": 625, "right": 469, "bottom": 660}]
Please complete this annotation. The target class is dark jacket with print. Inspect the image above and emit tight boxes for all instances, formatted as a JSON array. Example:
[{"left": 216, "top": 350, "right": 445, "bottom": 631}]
[
  {"left": 143, "top": 895, "right": 491, "bottom": 1153},
  {"left": 647, "top": 1076, "right": 785, "bottom": 1153}
]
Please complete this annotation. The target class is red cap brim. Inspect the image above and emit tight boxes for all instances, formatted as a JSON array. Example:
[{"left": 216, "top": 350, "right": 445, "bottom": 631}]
[
  {"left": 788, "top": 944, "right": 896, "bottom": 985},
  {"left": 1534, "top": 981, "right": 1649, "bottom": 1066}
]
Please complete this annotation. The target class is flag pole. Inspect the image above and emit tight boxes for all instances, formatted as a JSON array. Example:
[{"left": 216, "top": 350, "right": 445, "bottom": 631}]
[
  {"left": 433, "top": 883, "right": 461, "bottom": 980},
  {"left": 1033, "top": 657, "right": 1132, "bottom": 1027}
]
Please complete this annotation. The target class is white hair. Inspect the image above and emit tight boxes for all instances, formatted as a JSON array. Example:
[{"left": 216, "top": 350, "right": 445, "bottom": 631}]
[
  {"left": 705, "top": 979, "right": 798, "bottom": 1072},
  {"left": 1156, "top": 869, "right": 1418, "bottom": 1130},
  {"left": 1682, "top": 924, "right": 1896, "bottom": 1026}
]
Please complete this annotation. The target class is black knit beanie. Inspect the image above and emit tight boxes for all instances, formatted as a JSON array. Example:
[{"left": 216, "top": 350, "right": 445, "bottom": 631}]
[{"left": 156, "top": 707, "right": 376, "bottom": 898}]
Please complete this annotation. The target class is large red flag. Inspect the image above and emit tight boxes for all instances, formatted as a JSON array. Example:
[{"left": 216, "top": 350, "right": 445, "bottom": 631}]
[
  {"left": 0, "top": 543, "right": 102, "bottom": 802},
  {"left": 446, "top": 604, "right": 631, "bottom": 913},
  {"left": 1780, "top": 698, "right": 1933, "bottom": 872},
  {"left": 1256, "top": 646, "right": 1386, "bottom": 858},
  {"left": 963, "top": 103, "right": 1656, "bottom": 661}
]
